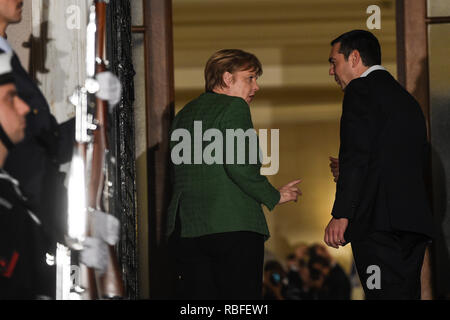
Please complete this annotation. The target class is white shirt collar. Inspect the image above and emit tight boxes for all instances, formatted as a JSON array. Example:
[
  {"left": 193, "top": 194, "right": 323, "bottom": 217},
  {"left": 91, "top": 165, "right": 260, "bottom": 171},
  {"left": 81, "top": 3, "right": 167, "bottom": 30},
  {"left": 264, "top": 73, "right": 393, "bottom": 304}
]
[
  {"left": 0, "top": 36, "right": 13, "bottom": 53},
  {"left": 360, "top": 65, "right": 386, "bottom": 78}
]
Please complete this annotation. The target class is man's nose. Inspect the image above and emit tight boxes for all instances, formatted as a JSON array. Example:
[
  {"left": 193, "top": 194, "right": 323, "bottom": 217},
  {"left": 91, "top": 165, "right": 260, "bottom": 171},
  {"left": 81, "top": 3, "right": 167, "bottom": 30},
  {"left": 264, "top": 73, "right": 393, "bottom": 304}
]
[
  {"left": 16, "top": 97, "right": 31, "bottom": 115},
  {"left": 254, "top": 81, "right": 260, "bottom": 92},
  {"left": 329, "top": 66, "right": 335, "bottom": 76}
]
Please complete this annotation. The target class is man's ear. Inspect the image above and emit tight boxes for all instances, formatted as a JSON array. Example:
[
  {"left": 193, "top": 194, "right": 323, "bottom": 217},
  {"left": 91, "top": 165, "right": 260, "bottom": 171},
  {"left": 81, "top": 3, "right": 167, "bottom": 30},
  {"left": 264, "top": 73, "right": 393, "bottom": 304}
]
[
  {"left": 223, "top": 71, "right": 233, "bottom": 87},
  {"left": 351, "top": 50, "right": 361, "bottom": 68}
]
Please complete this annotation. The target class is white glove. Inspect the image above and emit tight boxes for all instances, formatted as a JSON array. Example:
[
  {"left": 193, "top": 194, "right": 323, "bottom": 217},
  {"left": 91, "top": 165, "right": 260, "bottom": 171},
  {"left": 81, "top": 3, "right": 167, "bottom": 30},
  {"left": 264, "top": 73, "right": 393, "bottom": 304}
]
[
  {"left": 80, "top": 237, "right": 109, "bottom": 273},
  {"left": 95, "top": 71, "right": 122, "bottom": 107},
  {"left": 79, "top": 211, "right": 120, "bottom": 274},
  {"left": 91, "top": 210, "right": 120, "bottom": 246}
]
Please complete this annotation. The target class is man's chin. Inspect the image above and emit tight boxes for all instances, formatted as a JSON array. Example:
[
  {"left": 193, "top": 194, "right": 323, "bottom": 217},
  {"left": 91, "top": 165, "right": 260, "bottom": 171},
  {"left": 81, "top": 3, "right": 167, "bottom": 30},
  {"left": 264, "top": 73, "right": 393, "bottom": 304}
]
[
  {"left": 10, "top": 13, "right": 23, "bottom": 24},
  {"left": 9, "top": 19, "right": 22, "bottom": 25},
  {"left": 336, "top": 81, "right": 345, "bottom": 91},
  {"left": 16, "top": 132, "right": 25, "bottom": 144}
]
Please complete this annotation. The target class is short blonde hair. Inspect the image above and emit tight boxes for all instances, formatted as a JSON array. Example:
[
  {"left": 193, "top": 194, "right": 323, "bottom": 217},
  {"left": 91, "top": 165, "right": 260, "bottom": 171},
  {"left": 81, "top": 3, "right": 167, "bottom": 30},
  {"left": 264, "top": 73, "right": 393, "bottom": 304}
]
[{"left": 204, "top": 49, "right": 263, "bottom": 92}]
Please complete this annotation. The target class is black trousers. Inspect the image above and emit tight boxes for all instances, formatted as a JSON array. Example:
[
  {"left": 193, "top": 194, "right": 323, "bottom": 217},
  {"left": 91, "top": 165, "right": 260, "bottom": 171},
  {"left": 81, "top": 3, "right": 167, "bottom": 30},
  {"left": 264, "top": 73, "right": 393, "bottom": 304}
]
[
  {"left": 351, "top": 231, "right": 429, "bottom": 300},
  {"left": 171, "top": 231, "right": 265, "bottom": 300}
]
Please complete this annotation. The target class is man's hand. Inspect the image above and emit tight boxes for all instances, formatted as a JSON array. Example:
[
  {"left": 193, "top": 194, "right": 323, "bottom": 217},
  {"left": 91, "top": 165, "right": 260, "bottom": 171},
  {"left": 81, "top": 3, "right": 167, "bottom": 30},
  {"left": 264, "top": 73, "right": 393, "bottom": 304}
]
[
  {"left": 329, "top": 156, "right": 339, "bottom": 182},
  {"left": 324, "top": 217, "right": 348, "bottom": 249},
  {"left": 278, "top": 179, "right": 302, "bottom": 204}
]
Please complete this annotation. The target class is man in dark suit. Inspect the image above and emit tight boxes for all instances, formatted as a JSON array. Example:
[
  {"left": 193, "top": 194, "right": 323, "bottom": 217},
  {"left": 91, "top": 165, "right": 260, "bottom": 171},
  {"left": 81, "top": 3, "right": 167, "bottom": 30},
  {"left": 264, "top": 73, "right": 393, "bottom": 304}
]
[
  {"left": 168, "top": 49, "right": 302, "bottom": 299},
  {"left": 324, "top": 30, "right": 434, "bottom": 299}
]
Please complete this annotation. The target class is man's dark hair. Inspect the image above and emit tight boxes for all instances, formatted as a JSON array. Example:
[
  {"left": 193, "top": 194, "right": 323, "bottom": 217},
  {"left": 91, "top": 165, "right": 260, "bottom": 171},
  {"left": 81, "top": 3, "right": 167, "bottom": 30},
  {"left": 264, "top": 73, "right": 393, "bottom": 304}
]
[
  {"left": 286, "top": 253, "right": 296, "bottom": 261},
  {"left": 309, "top": 255, "right": 331, "bottom": 269},
  {"left": 308, "top": 255, "right": 331, "bottom": 281},
  {"left": 264, "top": 260, "right": 285, "bottom": 273},
  {"left": 331, "top": 30, "right": 381, "bottom": 66}
]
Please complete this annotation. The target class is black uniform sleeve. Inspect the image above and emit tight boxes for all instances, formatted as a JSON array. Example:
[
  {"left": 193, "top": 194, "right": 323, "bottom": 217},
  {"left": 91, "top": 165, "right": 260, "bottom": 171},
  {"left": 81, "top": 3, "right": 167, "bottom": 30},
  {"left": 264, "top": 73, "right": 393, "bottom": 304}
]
[{"left": 56, "top": 117, "right": 76, "bottom": 164}]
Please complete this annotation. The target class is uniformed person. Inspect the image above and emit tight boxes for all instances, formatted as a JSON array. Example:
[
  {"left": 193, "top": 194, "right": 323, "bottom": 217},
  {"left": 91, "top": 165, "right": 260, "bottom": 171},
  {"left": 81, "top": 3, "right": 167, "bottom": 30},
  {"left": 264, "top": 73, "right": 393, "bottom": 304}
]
[
  {"left": 0, "top": 52, "right": 52, "bottom": 300},
  {"left": 0, "top": 1, "right": 76, "bottom": 298},
  {"left": 0, "top": 0, "right": 74, "bottom": 249},
  {"left": 0, "top": 1, "right": 121, "bottom": 298},
  {"left": 0, "top": 0, "right": 121, "bottom": 244}
]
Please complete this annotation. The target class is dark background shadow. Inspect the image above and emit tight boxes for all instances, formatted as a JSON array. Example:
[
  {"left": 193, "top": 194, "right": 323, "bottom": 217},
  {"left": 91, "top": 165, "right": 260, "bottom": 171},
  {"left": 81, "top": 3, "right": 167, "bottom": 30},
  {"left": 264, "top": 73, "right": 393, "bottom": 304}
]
[{"left": 430, "top": 109, "right": 450, "bottom": 300}]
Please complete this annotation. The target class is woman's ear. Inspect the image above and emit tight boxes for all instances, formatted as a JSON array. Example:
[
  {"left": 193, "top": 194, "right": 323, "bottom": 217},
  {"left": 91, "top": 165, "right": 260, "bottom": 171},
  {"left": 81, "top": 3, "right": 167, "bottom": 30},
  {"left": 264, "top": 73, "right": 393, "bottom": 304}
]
[{"left": 223, "top": 71, "right": 233, "bottom": 87}]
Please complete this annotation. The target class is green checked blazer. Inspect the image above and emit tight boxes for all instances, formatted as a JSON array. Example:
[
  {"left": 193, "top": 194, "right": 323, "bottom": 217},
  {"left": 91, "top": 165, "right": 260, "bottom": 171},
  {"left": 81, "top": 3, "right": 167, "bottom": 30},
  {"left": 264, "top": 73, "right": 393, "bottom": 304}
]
[{"left": 167, "top": 92, "right": 280, "bottom": 239}]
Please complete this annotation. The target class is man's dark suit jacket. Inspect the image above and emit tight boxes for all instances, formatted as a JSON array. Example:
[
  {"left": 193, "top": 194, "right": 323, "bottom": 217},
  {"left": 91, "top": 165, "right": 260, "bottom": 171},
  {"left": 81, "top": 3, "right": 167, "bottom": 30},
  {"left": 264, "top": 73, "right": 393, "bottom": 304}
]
[
  {"left": 1, "top": 50, "right": 75, "bottom": 246},
  {"left": 331, "top": 69, "right": 434, "bottom": 243}
]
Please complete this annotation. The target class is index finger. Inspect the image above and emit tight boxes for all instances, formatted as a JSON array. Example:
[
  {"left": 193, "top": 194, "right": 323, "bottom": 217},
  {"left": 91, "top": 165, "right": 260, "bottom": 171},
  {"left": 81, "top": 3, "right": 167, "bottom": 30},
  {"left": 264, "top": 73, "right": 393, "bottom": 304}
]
[
  {"left": 338, "top": 230, "right": 346, "bottom": 246},
  {"left": 287, "top": 179, "right": 302, "bottom": 187}
]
